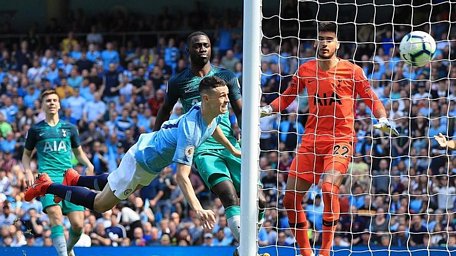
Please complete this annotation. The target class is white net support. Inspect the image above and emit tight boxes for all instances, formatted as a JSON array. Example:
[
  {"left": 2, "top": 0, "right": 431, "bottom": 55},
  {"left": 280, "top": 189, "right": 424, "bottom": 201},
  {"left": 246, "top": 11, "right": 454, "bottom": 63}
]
[{"left": 258, "top": 1, "right": 455, "bottom": 255}]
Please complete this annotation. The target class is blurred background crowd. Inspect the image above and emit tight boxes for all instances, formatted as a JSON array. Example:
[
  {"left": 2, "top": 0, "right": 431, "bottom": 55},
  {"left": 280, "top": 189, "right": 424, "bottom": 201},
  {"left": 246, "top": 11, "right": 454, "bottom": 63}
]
[{"left": 0, "top": 0, "right": 455, "bottom": 250}]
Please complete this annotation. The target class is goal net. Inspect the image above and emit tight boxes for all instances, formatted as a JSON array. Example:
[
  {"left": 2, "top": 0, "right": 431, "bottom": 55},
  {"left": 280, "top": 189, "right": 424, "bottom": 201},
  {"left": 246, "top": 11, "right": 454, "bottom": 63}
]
[{"left": 256, "top": 1, "right": 456, "bottom": 255}]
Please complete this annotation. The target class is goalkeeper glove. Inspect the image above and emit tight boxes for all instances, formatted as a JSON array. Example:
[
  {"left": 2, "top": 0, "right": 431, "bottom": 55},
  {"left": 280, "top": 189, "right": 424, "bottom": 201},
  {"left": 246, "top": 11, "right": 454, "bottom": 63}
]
[
  {"left": 260, "top": 105, "right": 273, "bottom": 117},
  {"left": 373, "top": 117, "right": 399, "bottom": 136}
]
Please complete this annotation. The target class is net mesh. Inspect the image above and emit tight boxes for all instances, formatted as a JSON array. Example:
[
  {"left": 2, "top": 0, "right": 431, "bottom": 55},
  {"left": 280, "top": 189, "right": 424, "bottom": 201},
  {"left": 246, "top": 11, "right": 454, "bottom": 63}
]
[{"left": 259, "top": 0, "right": 455, "bottom": 255}]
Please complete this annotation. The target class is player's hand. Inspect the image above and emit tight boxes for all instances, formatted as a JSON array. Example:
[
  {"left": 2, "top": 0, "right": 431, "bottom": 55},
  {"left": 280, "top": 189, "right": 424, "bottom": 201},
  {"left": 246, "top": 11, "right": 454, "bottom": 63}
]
[
  {"left": 373, "top": 117, "right": 399, "bottom": 136},
  {"left": 434, "top": 133, "right": 448, "bottom": 148},
  {"left": 196, "top": 209, "right": 216, "bottom": 230},
  {"left": 86, "top": 164, "right": 95, "bottom": 176},
  {"left": 25, "top": 170, "right": 35, "bottom": 187},
  {"left": 260, "top": 105, "right": 273, "bottom": 117},
  {"left": 231, "top": 148, "right": 241, "bottom": 158}
]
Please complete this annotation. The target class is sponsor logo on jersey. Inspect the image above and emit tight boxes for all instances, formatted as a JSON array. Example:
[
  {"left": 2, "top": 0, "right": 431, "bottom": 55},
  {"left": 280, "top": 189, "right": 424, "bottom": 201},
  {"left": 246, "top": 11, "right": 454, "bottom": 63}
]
[
  {"left": 312, "top": 92, "right": 342, "bottom": 106},
  {"left": 43, "top": 141, "right": 68, "bottom": 152}
]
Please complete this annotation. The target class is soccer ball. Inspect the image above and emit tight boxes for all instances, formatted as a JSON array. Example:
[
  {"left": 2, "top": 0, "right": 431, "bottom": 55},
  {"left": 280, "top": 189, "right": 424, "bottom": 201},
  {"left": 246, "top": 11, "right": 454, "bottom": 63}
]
[{"left": 399, "top": 31, "right": 436, "bottom": 67}]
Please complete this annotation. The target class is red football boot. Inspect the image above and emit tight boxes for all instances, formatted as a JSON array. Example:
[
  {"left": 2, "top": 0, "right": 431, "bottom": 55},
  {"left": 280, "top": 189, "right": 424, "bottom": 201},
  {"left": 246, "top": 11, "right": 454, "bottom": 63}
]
[
  {"left": 54, "top": 168, "right": 81, "bottom": 203},
  {"left": 25, "top": 173, "right": 52, "bottom": 202}
]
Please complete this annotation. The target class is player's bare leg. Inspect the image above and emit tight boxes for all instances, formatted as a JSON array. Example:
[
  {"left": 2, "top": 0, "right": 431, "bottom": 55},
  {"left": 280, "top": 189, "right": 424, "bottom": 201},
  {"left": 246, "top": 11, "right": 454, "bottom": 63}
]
[
  {"left": 92, "top": 183, "right": 122, "bottom": 212},
  {"left": 212, "top": 180, "right": 241, "bottom": 242},
  {"left": 283, "top": 175, "right": 313, "bottom": 256},
  {"left": 66, "top": 211, "right": 84, "bottom": 255},
  {"left": 319, "top": 170, "right": 343, "bottom": 256},
  {"left": 46, "top": 206, "right": 69, "bottom": 256}
]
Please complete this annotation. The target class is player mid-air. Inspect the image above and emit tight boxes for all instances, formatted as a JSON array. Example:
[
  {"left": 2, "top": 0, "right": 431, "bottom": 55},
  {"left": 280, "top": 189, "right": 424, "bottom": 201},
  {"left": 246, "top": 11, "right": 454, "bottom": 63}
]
[{"left": 25, "top": 76, "right": 241, "bottom": 231}]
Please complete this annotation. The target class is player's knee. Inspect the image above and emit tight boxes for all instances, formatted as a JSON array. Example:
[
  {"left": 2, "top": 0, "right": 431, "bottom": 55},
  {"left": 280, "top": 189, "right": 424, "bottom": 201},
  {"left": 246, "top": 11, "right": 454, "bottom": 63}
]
[
  {"left": 283, "top": 192, "right": 302, "bottom": 210},
  {"left": 46, "top": 206, "right": 63, "bottom": 222},
  {"left": 93, "top": 197, "right": 114, "bottom": 213},
  {"left": 218, "top": 192, "right": 239, "bottom": 208},
  {"left": 93, "top": 203, "right": 112, "bottom": 213},
  {"left": 71, "top": 222, "right": 83, "bottom": 232},
  {"left": 321, "top": 182, "right": 339, "bottom": 194}
]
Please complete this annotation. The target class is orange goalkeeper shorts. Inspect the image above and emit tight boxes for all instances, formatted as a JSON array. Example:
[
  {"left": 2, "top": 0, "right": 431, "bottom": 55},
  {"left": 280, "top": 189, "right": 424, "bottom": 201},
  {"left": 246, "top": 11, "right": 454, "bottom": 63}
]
[{"left": 289, "top": 141, "right": 352, "bottom": 184}]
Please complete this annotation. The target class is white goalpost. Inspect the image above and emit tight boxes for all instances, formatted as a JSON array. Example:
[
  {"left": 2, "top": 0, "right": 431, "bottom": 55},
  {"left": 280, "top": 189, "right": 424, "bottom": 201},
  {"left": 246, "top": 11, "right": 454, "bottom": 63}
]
[
  {"left": 242, "top": 0, "right": 456, "bottom": 256},
  {"left": 240, "top": 0, "right": 262, "bottom": 256}
]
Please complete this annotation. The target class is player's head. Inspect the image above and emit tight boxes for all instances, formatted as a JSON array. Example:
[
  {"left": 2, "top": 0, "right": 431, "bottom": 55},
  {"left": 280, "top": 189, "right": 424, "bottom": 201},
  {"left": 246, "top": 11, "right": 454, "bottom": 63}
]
[
  {"left": 40, "top": 89, "right": 60, "bottom": 115},
  {"left": 187, "top": 31, "right": 211, "bottom": 67},
  {"left": 199, "top": 76, "right": 229, "bottom": 114},
  {"left": 315, "top": 22, "right": 339, "bottom": 59}
]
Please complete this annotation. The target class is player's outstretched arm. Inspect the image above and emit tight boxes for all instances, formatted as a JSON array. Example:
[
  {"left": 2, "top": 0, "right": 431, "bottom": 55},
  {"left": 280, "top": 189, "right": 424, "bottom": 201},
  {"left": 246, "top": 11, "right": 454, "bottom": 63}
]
[
  {"left": 354, "top": 66, "right": 398, "bottom": 136},
  {"left": 212, "top": 126, "right": 241, "bottom": 158},
  {"left": 373, "top": 117, "right": 399, "bottom": 136},
  {"left": 175, "top": 163, "right": 216, "bottom": 230},
  {"left": 435, "top": 133, "right": 456, "bottom": 150}
]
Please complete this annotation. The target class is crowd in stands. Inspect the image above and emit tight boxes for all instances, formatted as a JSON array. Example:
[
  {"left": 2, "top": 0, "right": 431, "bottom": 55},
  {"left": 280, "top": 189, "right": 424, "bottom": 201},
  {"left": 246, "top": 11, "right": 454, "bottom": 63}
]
[{"left": 0, "top": 4, "right": 455, "bottom": 250}]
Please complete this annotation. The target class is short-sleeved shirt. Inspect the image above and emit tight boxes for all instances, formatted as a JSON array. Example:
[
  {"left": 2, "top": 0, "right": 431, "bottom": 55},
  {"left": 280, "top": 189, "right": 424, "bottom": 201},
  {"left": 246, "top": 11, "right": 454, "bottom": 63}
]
[
  {"left": 166, "top": 66, "right": 241, "bottom": 152},
  {"left": 135, "top": 103, "right": 222, "bottom": 174},
  {"left": 24, "top": 120, "right": 80, "bottom": 177}
]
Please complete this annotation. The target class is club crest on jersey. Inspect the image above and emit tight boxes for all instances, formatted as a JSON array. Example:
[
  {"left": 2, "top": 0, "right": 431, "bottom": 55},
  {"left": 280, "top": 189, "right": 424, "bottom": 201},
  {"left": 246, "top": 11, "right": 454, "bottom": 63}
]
[
  {"left": 185, "top": 146, "right": 195, "bottom": 158},
  {"left": 62, "top": 129, "right": 67, "bottom": 137}
]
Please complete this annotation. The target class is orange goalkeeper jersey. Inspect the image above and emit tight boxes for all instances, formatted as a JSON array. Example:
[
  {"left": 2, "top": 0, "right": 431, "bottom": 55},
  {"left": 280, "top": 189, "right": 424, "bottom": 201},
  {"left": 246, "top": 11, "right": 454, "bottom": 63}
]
[{"left": 270, "top": 59, "right": 384, "bottom": 143}]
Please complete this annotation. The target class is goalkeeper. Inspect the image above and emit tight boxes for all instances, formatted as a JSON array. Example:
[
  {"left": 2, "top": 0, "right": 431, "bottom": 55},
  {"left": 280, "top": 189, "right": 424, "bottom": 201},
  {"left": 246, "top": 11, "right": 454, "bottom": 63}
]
[{"left": 261, "top": 22, "right": 397, "bottom": 256}]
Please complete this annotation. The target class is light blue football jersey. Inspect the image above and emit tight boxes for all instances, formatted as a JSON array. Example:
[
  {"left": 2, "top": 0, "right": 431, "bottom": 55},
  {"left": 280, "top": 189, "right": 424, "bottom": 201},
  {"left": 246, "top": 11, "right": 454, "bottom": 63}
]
[{"left": 134, "top": 103, "right": 222, "bottom": 173}]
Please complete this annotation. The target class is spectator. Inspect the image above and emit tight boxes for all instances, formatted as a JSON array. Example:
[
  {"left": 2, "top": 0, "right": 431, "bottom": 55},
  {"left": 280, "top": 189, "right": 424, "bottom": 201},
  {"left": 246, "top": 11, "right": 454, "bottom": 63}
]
[
  {"left": 0, "top": 113, "right": 12, "bottom": 139},
  {"left": 306, "top": 194, "right": 324, "bottom": 231},
  {"left": 435, "top": 176, "right": 456, "bottom": 210},
  {"left": 101, "top": 42, "right": 120, "bottom": 71},
  {"left": 258, "top": 220, "right": 277, "bottom": 246},
  {"left": 202, "top": 232, "right": 213, "bottom": 246},
  {"left": 409, "top": 215, "right": 427, "bottom": 246},
  {"left": 60, "top": 31, "right": 78, "bottom": 54},
  {"left": 65, "top": 88, "right": 85, "bottom": 122},
  {"left": 220, "top": 50, "right": 239, "bottom": 72},
  {"left": 105, "top": 214, "right": 128, "bottom": 247},
  {"left": 90, "top": 222, "right": 111, "bottom": 246},
  {"left": 68, "top": 68, "right": 83, "bottom": 88},
  {"left": 372, "top": 159, "right": 390, "bottom": 194},
  {"left": 82, "top": 92, "right": 106, "bottom": 123},
  {"left": 212, "top": 229, "right": 231, "bottom": 246},
  {"left": 86, "top": 25, "right": 103, "bottom": 45},
  {"left": 131, "top": 227, "right": 146, "bottom": 246},
  {"left": 278, "top": 112, "right": 304, "bottom": 150},
  {"left": 102, "top": 63, "right": 121, "bottom": 102}
]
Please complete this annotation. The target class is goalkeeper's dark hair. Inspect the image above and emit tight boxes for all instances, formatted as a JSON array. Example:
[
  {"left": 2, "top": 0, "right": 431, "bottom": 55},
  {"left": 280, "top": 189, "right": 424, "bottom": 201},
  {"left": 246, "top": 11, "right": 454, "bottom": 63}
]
[
  {"left": 187, "top": 31, "right": 210, "bottom": 46},
  {"left": 199, "top": 76, "right": 226, "bottom": 93},
  {"left": 318, "top": 22, "right": 337, "bottom": 35}
]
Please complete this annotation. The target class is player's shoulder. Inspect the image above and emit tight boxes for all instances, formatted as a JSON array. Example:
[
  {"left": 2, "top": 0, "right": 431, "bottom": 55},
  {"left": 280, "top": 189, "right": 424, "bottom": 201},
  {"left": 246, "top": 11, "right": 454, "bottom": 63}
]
[
  {"left": 60, "top": 120, "right": 78, "bottom": 130},
  {"left": 168, "top": 68, "right": 192, "bottom": 86},
  {"left": 31, "top": 120, "right": 46, "bottom": 130},
  {"left": 298, "top": 59, "right": 318, "bottom": 73},
  {"left": 184, "top": 103, "right": 202, "bottom": 120},
  {"left": 339, "top": 59, "right": 362, "bottom": 70},
  {"left": 212, "top": 66, "right": 237, "bottom": 81}
]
